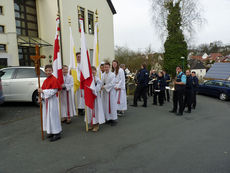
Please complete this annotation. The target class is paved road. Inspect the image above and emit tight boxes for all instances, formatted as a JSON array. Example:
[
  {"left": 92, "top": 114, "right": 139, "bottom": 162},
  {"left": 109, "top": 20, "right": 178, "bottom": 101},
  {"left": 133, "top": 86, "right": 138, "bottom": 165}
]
[{"left": 0, "top": 95, "right": 230, "bottom": 173}]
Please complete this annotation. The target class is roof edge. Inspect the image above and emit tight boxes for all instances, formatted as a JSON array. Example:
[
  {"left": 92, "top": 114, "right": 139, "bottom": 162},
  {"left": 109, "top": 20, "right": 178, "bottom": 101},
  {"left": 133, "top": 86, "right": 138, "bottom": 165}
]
[{"left": 107, "top": 0, "right": 117, "bottom": 15}]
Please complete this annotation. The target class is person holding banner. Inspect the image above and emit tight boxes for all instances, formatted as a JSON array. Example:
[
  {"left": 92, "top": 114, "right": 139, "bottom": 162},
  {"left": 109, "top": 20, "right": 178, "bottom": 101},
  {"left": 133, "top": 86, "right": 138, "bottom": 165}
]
[
  {"left": 101, "top": 62, "right": 118, "bottom": 126},
  {"left": 76, "top": 52, "right": 85, "bottom": 116},
  {"left": 38, "top": 65, "right": 62, "bottom": 142},
  {"left": 87, "top": 66, "right": 105, "bottom": 132},
  {"left": 60, "top": 65, "right": 76, "bottom": 124},
  {"left": 112, "top": 60, "right": 127, "bottom": 116}
]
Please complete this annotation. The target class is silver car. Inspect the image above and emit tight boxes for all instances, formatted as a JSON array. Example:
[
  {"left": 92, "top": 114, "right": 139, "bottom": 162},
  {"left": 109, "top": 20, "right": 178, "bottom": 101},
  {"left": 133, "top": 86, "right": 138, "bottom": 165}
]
[{"left": 0, "top": 67, "right": 46, "bottom": 105}]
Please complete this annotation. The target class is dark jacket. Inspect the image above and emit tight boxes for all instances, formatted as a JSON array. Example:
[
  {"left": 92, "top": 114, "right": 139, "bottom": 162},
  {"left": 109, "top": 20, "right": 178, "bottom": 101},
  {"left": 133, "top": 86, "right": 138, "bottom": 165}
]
[
  {"left": 164, "top": 74, "right": 171, "bottom": 86},
  {"left": 192, "top": 76, "right": 199, "bottom": 91},
  {"left": 155, "top": 76, "right": 166, "bottom": 91},
  {"left": 186, "top": 75, "right": 193, "bottom": 90},
  {"left": 137, "top": 68, "right": 149, "bottom": 87}
]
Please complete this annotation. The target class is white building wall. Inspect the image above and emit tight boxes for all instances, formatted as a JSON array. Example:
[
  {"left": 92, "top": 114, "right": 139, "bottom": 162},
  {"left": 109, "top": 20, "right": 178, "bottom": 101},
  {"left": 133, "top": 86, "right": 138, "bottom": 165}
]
[
  {"left": 0, "top": 0, "right": 19, "bottom": 66},
  {"left": 37, "top": 0, "right": 115, "bottom": 66}
]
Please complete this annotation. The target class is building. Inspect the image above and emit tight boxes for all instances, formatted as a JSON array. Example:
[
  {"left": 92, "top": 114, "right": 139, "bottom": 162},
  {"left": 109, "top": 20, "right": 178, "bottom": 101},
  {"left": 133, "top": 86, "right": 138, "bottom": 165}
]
[
  {"left": 188, "top": 59, "right": 206, "bottom": 79},
  {"left": 0, "top": 0, "right": 116, "bottom": 67}
]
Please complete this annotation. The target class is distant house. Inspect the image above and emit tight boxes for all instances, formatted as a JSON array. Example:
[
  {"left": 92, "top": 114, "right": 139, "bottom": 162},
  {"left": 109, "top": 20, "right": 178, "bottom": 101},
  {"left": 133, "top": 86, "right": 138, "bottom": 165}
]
[
  {"left": 204, "top": 63, "right": 230, "bottom": 81},
  {"left": 208, "top": 53, "right": 224, "bottom": 62},
  {"left": 189, "top": 59, "right": 206, "bottom": 79}
]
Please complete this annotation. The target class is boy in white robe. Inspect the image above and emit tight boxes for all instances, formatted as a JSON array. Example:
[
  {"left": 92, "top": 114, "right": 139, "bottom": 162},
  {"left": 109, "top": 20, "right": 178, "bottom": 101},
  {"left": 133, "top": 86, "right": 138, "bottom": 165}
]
[
  {"left": 76, "top": 52, "right": 85, "bottom": 115},
  {"left": 38, "top": 65, "right": 62, "bottom": 142},
  {"left": 101, "top": 62, "right": 118, "bottom": 126},
  {"left": 60, "top": 65, "right": 76, "bottom": 124},
  {"left": 87, "top": 66, "right": 105, "bottom": 132},
  {"left": 112, "top": 60, "right": 127, "bottom": 116}
]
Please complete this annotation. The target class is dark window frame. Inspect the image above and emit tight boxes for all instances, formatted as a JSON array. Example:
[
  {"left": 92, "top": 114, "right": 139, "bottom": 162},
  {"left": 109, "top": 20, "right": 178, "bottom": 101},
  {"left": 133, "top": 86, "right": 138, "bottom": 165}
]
[
  {"left": 14, "top": 0, "right": 38, "bottom": 37},
  {"left": 0, "top": 44, "right": 7, "bottom": 52},
  {"left": 88, "top": 10, "right": 94, "bottom": 35},
  {"left": 18, "top": 46, "right": 36, "bottom": 66},
  {"left": 0, "top": 6, "right": 3, "bottom": 15},
  {"left": 78, "top": 7, "right": 86, "bottom": 33},
  {"left": 0, "top": 25, "right": 5, "bottom": 33}
]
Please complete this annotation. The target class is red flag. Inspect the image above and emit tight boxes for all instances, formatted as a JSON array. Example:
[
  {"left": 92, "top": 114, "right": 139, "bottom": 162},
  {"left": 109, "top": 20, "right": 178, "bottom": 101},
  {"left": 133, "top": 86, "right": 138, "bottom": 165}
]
[
  {"left": 53, "top": 17, "right": 64, "bottom": 85},
  {"left": 79, "top": 19, "right": 96, "bottom": 110}
]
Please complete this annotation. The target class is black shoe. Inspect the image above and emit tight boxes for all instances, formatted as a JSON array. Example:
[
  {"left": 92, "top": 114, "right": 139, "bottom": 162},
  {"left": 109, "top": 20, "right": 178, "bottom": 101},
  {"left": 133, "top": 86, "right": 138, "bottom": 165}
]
[
  {"left": 131, "top": 104, "right": 137, "bottom": 107},
  {"left": 169, "top": 110, "right": 176, "bottom": 113},
  {"left": 110, "top": 120, "right": 117, "bottom": 126},
  {"left": 159, "top": 104, "right": 163, "bottom": 106},
  {"left": 105, "top": 120, "right": 112, "bottom": 125},
  {"left": 185, "top": 110, "right": 191, "bottom": 113},
  {"left": 176, "top": 113, "right": 183, "bottom": 116},
  {"left": 152, "top": 103, "right": 157, "bottom": 105},
  {"left": 50, "top": 133, "right": 61, "bottom": 142},
  {"left": 46, "top": 134, "right": 53, "bottom": 138},
  {"left": 142, "top": 104, "right": 147, "bottom": 107}
]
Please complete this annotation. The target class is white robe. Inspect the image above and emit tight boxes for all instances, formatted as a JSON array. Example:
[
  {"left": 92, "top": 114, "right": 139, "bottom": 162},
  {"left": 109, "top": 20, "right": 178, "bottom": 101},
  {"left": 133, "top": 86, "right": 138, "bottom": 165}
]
[
  {"left": 60, "top": 75, "right": 76, "bottom": 118},
  {"left": 87, "top": 76, "right": 105, "bottom": 125},
  {"left": 101, "top": 72, "right": 117, "bottom": 121},
  {"left": 76, "top": 63, "right": 85, "bottom": 109},
  {"left": 42, "top": 89, "right": 62, "bottom": 134},
  {"left": 114, "top": 68, "right": 127, "bottom": 111}
]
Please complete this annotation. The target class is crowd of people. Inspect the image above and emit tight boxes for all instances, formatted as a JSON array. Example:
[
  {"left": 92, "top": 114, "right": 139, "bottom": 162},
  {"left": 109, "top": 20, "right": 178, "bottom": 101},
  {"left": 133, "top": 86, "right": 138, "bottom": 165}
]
[
  {"left": 38, "top": 53, "right": 127, "bottom": 142},
  {"left": 37, "top": 55, "right": 199, "bottom": 142},
  {"left": 131, "top": 64, "right": 199, "bottom": 116}
]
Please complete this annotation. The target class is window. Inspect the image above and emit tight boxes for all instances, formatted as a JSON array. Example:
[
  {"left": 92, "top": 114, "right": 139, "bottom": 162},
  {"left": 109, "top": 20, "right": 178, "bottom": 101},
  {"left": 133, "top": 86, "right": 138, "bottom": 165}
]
[
  {"left": 214, "top": 81, "right": 223, "bottom": 86},
  {"left": 0, "top": 44, "right": 6, "bottom": 52},
  {"left": 205, "top": 81, "right": 215, "bottom": 86},
  {"left": 89, "top": 49, "right": 94, "bottom": 63},
  {"left": 15, "top": 68, "right": 36, "bottom": 79},
  {"left": 40, "top": 70, "right": 46, "bottom": 77},
  {"left": 1, "top": 69, "right": 15, "bottom": 80},
  {"left": 18, "top": 46, "right": 36, "bottom": 66},
  {"left": 88, "top": 11, "right": 94, "bottom": 34},
  {"left": 14, "top": 0, "right": 38, "bottom": 37},
  {"left": 0, "top": 25, "right": 5, "bottom": 33},
  {"left": 78, "top": 7, "right": 86, "bottom": 32},
  {"left": 225, "top": 83, "right": 230, "bottom": 88},
  {"left": 0, "top": 6, "right": 3, "bottom": 15}
]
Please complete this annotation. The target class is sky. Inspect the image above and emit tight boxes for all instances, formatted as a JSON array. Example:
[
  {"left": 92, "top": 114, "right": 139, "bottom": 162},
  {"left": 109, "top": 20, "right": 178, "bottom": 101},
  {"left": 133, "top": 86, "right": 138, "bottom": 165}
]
[{"left": 112, "top": 0, "right": 230, "bottom": 52}]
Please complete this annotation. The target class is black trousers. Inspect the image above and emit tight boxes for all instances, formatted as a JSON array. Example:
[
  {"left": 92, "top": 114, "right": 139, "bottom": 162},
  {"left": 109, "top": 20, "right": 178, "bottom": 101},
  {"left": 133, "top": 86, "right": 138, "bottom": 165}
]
[
  {"left": 184, "top": 89, "right": 193, "bottom": 112},
  {"left": 148, "top": 84, "right": 153, "bottom": 96},
  {"left": 172, "top": 89, "right": 185, "bottom": 114},
  {"left": 134, "top": 85, "right": 148, "bottom": 106},
  {"left": 153, "top": 91, "right": 164, "bottom": 105},
  {"left": 192, "top": 90, "right": 197, "bottom": 109}
]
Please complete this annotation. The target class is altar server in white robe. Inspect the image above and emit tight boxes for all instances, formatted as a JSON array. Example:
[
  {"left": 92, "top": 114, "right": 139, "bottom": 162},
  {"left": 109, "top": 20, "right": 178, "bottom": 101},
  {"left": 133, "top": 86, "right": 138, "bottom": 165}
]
[
  {"left": 76, "top": 52, "right": 85, "bottom": 115},
  {"left": 101, "top": 62, "right": 118, "bottom": 126},
  {"left": 60, "top": 65, "right": 76, "bottom": 124},
  {"left": 87, "top": 66, "right": 105, "bottom": 132},
  {"left": 112, "top": 60, "right": 127, "bottom": 116},
  {"left": 38, "top": 65, "right": 62, "bottom": 142}
]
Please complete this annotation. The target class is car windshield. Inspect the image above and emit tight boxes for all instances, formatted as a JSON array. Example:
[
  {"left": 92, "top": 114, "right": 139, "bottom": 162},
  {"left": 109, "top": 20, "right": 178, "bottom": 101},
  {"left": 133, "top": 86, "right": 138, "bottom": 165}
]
[
  {"left": 225, "top": 83, "right": 230, "bottom": 88},
  {"left": 205, "top": 81, "right": 215, "bottom": 85}
]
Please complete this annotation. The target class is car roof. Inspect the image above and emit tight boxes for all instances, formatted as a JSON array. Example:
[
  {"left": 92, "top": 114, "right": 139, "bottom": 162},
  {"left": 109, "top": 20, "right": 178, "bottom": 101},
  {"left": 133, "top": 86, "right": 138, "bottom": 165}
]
[
  {"left": 0, "top": 66, "right": 44, "bottom": 70},
  {"left": 208, "top": 80, "right": 230, "bottom": 83}
]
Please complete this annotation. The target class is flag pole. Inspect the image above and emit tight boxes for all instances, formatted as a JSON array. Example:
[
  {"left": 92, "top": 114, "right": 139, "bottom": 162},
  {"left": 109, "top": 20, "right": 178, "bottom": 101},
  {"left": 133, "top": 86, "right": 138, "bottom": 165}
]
[
  {"left": 30, "top": 45, "right": 45, "bottom": 140},
  {"left": 78, "top": 6, "right": 89, "bottom": 132}
]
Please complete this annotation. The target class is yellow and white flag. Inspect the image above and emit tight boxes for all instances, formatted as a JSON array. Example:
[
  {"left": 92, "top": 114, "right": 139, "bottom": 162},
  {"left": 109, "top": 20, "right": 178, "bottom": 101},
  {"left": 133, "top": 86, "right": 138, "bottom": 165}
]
[
  {"left": 69, "top": 25, "right": 80, "bottom": 93},
  {"left": 93, "top": 22, "right": 100, "bottom": 77}
]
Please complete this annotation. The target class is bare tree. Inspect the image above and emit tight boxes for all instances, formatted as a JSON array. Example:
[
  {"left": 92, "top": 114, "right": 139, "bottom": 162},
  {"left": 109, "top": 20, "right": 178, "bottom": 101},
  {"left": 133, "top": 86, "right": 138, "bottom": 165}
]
[{"left": 150, "top": 0, "right": 205, "bottom": 43}]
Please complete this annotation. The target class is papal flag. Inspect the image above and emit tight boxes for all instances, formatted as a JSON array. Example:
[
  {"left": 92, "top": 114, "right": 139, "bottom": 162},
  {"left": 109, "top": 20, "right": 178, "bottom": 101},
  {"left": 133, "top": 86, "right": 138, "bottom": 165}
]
[
  {"left": 69, "top": 24, "right": 80, "bottom": 93},
  {"left": 93, "top": 22, "right": 99, "bottom": 69}
]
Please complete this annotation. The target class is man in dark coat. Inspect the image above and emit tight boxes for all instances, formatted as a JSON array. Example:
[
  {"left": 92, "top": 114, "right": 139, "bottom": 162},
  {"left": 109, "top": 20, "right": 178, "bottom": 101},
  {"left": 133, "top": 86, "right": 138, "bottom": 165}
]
[
  {"left": 183, "top": 70, "right": 193, "bottom": 113},
  {"left": 191, "top": 71, "right": 199, "bottom": 109},
  {"left": 132, "top": 63, "right": 149, "bottom": 107}
]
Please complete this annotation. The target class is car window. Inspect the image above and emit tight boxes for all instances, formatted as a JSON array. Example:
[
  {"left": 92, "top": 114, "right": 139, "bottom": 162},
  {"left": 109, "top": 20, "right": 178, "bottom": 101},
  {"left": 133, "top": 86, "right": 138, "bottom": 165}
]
[
  {"left": 40, "top": 69, "right": 46, "bottom": 77},
  {"left": 205, "top": 81, "right": 215, "bottom": 85},
  {"left": 224, "top": 83, "right": 230, "bottom": 88},
  {"left": 214, "top": 81, "right": 223, "bottom": 86},
  {"left": 15, "top": 68, "right": 37, "bottom": 79},
  {"left": 1, "top": 69, "right": 15, "bottom": 80}
]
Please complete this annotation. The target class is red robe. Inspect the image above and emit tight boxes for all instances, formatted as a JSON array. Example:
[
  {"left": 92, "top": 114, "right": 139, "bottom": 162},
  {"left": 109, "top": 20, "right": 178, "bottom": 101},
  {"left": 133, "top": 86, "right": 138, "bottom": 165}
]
[{"left": 42, "top": 75, "right": 62, "bottom": 91}]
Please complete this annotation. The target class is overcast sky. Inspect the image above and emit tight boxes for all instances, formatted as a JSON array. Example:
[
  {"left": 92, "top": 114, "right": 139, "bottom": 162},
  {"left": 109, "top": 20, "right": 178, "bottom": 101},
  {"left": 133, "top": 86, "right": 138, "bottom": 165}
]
[{"left": 112, "top": 0, "right": 230, "bottom": 52}]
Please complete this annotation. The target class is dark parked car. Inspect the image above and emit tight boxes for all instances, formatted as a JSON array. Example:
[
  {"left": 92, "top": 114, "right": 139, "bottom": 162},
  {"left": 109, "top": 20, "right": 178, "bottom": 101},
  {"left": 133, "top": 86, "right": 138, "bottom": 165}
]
[
  {"left": 0, "top": 71, "right": 4, "bottom": 104},
  {"left": 198, "top": 80, "right": 230, "bottom": 101}
]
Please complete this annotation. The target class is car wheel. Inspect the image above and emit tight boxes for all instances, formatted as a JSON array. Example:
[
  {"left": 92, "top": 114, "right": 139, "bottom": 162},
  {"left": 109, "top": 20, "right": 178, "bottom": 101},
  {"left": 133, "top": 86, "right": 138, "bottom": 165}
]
[
  {"left": 32, "top": 90, "right": 40, "bottom": 106},
  {"left": 219, "top": 93, "right": 227, "bottom": 101}
]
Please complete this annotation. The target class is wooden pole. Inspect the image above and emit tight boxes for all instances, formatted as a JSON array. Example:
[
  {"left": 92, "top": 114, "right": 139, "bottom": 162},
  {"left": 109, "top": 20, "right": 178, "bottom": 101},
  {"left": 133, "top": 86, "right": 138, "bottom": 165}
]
[{"left": 30, "top": 45, "right": 45, "bottom": 140}]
